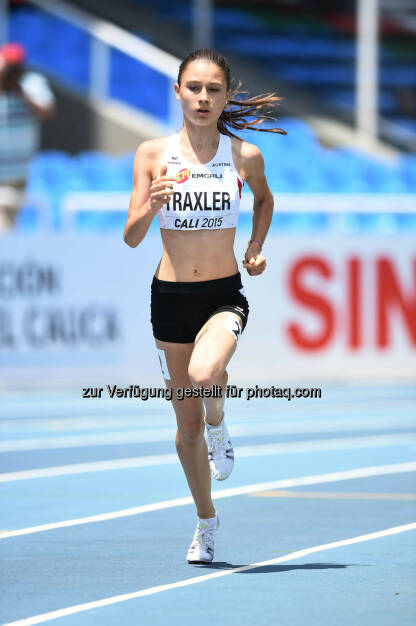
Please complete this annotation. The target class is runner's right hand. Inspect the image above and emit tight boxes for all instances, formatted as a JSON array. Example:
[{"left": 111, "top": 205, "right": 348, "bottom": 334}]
[{"left": 148, "top": 165, "right": 176, "bottom": 213}]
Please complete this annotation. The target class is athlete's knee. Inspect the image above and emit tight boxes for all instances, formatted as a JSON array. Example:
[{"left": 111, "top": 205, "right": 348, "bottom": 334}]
[
  {"left": 188, "top": 362, "right": 223, "bottom": 388},
  {"left": 176, "top": 420, "right": 204, "bottom": 447}
]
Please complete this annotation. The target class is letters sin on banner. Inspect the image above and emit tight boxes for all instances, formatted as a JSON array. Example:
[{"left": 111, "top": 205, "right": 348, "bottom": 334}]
[
  {"left": 0, "top": 233, "right": 415, "bottom": 385},
  {"left": 286, "top": 255, "right": 416, "bottom": 351}
]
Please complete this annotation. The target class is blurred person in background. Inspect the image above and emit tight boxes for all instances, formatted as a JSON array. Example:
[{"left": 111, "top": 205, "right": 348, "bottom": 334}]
[{"left": 0, "top": 42, "right": 55, "bottom": 232}]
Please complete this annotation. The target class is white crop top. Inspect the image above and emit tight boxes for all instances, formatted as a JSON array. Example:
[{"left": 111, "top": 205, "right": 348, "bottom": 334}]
[{"left": 157, "top": 132, "right": 243, "bottom": 231}]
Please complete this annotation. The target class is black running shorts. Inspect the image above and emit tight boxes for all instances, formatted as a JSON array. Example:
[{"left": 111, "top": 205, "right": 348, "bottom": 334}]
[{"left": 150, "top": 272, "right": 249, "bottom": 343}]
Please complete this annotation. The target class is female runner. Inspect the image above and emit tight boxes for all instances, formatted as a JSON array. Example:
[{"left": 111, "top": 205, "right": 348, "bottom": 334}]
[{"left": 124, "top": 49, "right": 286, "bottom": 564}]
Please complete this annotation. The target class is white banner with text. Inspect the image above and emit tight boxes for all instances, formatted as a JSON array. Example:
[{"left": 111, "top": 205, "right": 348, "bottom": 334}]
[{"left": 0, "top": 232, "right": 415, "bottom": 388}]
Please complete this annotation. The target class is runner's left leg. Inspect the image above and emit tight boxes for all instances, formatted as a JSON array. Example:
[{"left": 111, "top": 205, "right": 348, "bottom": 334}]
[{"left": 188, "top": 311, "right": 243, "bottom": 426}]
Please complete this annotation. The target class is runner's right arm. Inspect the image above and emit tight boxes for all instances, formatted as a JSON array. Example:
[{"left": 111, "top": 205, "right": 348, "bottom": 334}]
[{"left": 124, "top": 141, "right": 175, "bottom": 248}]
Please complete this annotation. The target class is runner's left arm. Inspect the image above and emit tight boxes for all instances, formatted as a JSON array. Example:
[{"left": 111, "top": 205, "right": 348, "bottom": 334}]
[{"left": 241, "top": 144, "right": 274, "bottom": 276}]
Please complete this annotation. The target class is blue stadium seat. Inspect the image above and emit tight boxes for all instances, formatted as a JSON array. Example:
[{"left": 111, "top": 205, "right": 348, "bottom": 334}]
[
  {"left": 75, "top": 152, "right": 119, "bottom": 190},
  {"left": 320, "top": 88, "right": 398, "bottom": 114},
  {"left": 222, "top": 35, "right": 393, "bottom": 61},
  {"left": 110, "top": 50, "right": 169, "bottom": 120},
  {"left": 113, "top": 154, "right": 135, "bottom": 187}
]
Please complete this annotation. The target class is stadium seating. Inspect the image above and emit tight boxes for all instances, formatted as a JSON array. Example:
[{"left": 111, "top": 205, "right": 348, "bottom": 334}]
[
  {"left": 23, "top": 118, "right": 416, "bottom": 198},
  {"left": 9, "top": 3, "right": 415, "bottom": 130},
  {"left": 15, "top": 115, "right": 415, "bottom": 232},
  {"left": 7, "top": 5, "right": 415, "bottom": 232}
]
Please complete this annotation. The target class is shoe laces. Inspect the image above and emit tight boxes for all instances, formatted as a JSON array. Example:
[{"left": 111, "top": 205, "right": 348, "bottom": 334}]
[
  {"left": 192, "top": 522, "right": 216, "bottom": 549},
  {"left": 207, "top": 426, "right": 228, "bottom": 459}
]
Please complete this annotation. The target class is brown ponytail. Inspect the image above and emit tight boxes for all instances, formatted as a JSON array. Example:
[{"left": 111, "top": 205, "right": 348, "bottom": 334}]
[{"left": 177, "top": 49, "right": 287, "bottom": 139}]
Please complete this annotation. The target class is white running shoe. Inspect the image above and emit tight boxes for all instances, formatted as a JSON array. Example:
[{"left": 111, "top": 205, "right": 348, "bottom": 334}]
[
  {"left": 186, "top": 515, "right": 219, "bottom": 564},
  {"left": 205, "top": 416, "right": 234, "bottom": 481}
]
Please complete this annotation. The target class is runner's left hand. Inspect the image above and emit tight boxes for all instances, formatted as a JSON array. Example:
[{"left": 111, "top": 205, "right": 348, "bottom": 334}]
[{"left": 242, "top": 243, "right": 266, "bottom": 276}]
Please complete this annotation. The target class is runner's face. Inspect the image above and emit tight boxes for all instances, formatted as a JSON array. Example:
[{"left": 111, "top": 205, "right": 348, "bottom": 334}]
[{"left": 175, "top": 61, "right": 228, "bottom": 126}]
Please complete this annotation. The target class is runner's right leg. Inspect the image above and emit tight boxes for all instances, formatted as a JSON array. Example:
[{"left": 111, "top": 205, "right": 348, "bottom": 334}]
[{"left": 155, "top": 339, "right": 216, "bottom": 520}]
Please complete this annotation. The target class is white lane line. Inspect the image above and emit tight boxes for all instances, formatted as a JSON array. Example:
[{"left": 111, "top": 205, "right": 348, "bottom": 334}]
[
  {"left": 1, "top": 462, "right": 415, "bottom": 540},
  {"left": 3, "top": 521, "right": 416, "bottom": 626},
  {"left": 2, "top": 414, "right": 416, "bottom": 437},
  {"left": 1, "top": 434, "right": 416, "bottom": 483},
  {"left": 1, "top": 420, "right": 416, "bottom": 452},
  {"left": 0, "top": 429, "right": 175, "bottom": 452},
  {"left": 0, "top": 453, "right": 179, "bottom": 482}
]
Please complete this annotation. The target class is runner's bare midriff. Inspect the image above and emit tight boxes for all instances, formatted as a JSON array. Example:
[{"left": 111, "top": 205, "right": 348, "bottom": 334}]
[{"left": 155, "top": 227, "right": 239, "bottom": 281}]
